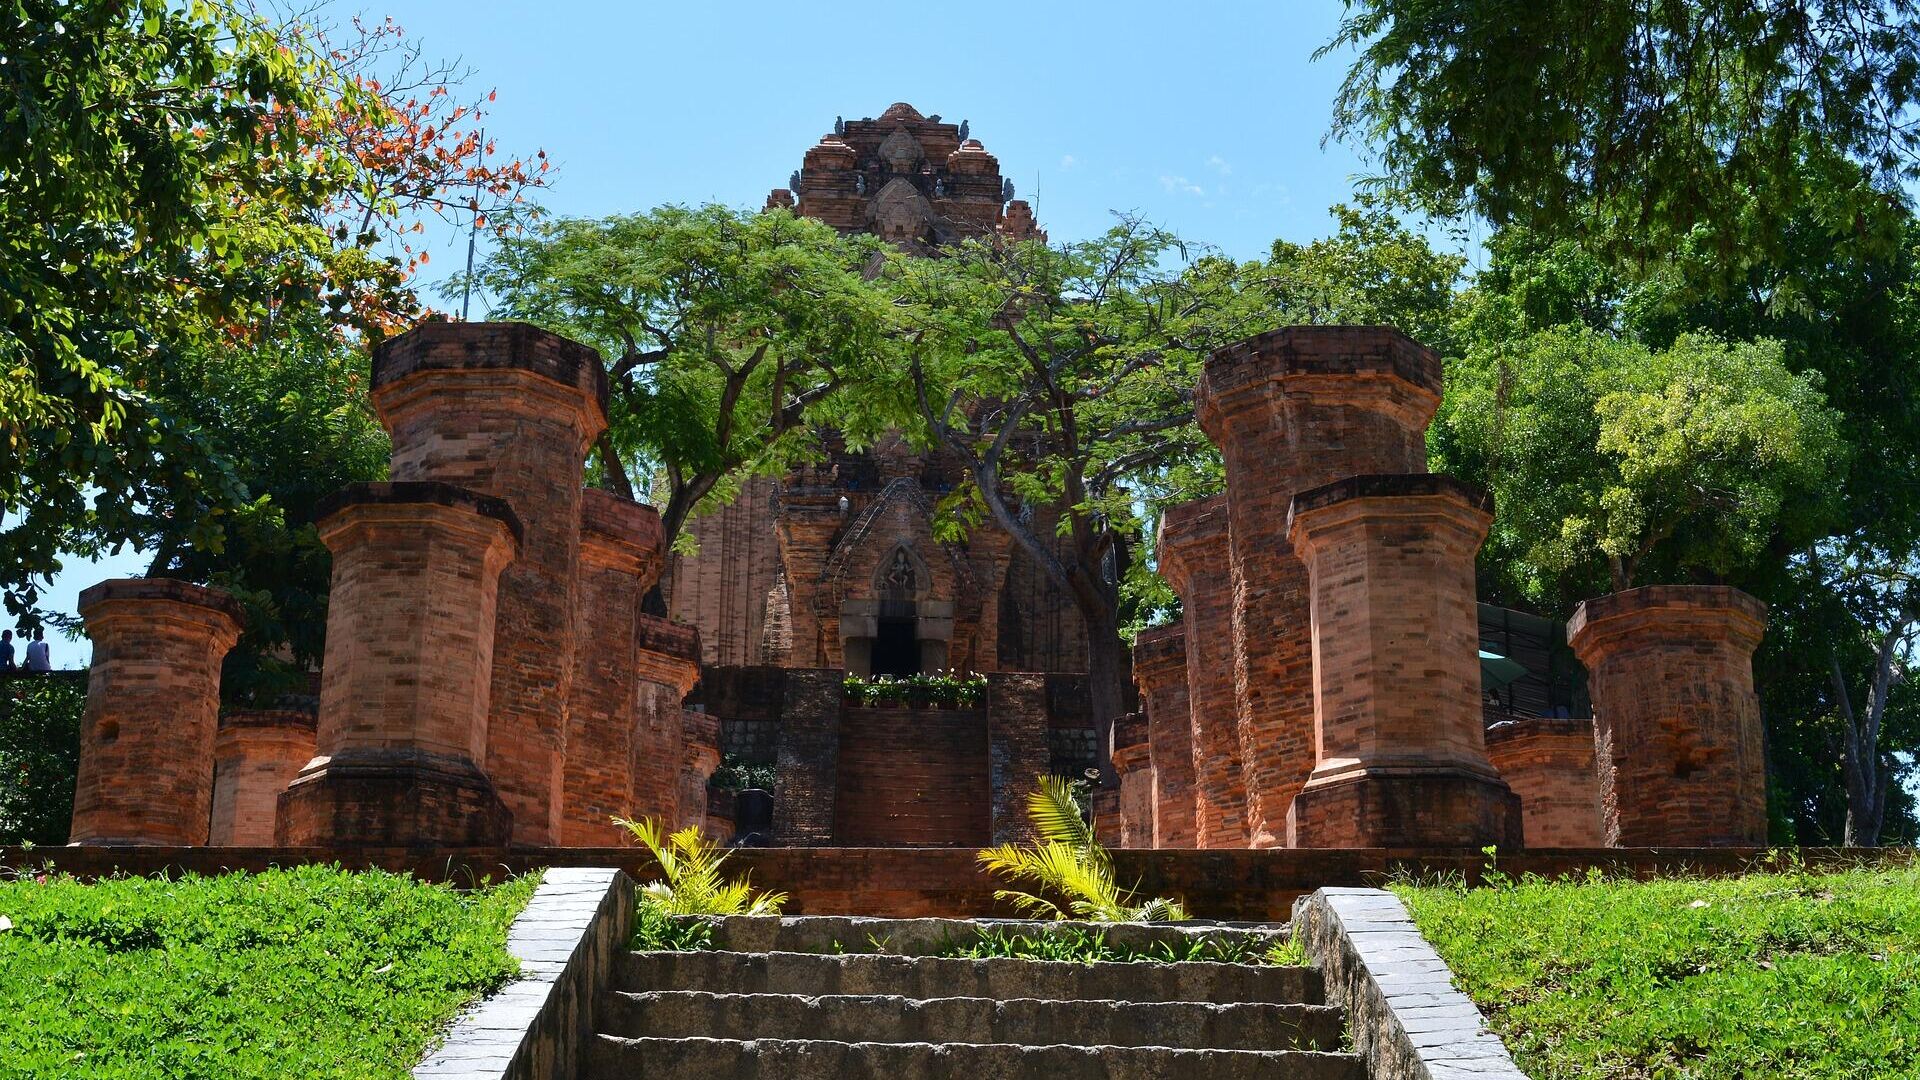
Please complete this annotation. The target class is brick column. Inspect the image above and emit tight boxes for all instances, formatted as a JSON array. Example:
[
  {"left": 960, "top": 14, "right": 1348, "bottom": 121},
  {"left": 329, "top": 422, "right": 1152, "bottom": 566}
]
[
  {"left": 987, "top": 672, "right": 1052, "bottom": 844},
  {"left": 1132, "top": 624, "right": 1196, "bottom": 847},
  {"left": 277, "top": 482, "right": 519, "bottom": 846},
  {"left": 1156, "top": 496, "right": 1246, "bottom": 847},
  {"left": 1485, "top": 716, "right": 1605, "bottom": 848},
  {"left": 631, "top": 615, "right": 703, "bottom": 827},
  {"left": 69, "top": 579, "right": 244, "bottom": 845},
  {"left": 681, "top": 710, "right": 722, "bottom": 839},
  {"left": 372, "top": 321, "right": 608, "bottom": 846},
  {"left": 561, "top": 490, "right": 665, "bottom": 846},
  {"left": 210, "top": 710, "right": 316, "bottom": 846},
  {"left": 1567, "top": 586, "right": 1769, "bottom": 846},
  {"left": 1284, "top": 475, "right": 1522, "bottom": 848},
  {"left": 1197, "top": 327, "right": 1441, "bottom": 847},
  {"left": 1109, "top": 711, "right": 1153, "bottom": 848},
  {"left": 772, "top": 669, "right": 844, "bottom": 845}
]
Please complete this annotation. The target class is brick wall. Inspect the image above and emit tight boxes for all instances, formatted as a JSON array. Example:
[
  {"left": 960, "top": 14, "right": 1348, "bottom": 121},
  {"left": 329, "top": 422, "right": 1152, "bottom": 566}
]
[
  {"left": 1110, "top": 711, "right": 1153, "bottom": 848},
  {"left": 1157, "top": 496, "right": 1246, "bottom": 847},
  {"left": 1485, "top": 714, "right": 1604, "bottom": 848},
  {"left": 834, "top": 706, "right": 991, "bottom": 846},
  {"left": 209, "top": 710, "right": 315, "bottom": 846},
  {"left": 1133, "top": 624, "right": 1196, "bottom": 848}
]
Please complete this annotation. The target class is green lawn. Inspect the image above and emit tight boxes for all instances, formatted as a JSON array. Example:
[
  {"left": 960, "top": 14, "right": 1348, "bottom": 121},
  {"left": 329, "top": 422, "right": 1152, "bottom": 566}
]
[
  {"left": 0, "top": 864, "right": 536, "bottom": 1078},
  {"left": 1397, "top": 861, "right": 1920, "bottom": 1079}
]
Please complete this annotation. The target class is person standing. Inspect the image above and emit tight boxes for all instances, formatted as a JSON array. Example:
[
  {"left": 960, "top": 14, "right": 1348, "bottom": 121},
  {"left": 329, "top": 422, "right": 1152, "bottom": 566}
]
[
  {"left": 0, "top": 630, "right": 13, "bottom": 672},
  {"left": 23, "top": 628, "right": 50, "bottom": 672}
]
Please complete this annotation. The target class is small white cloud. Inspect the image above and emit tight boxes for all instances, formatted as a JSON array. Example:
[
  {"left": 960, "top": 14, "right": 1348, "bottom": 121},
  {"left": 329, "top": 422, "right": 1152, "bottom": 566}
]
[
  {"left": 1060, "top": 154, "right": 1078, "bottom": 169},
  {"left": 1159, "top": 175, "right": 1205, "bottom": 197},
  {"left": 1206, "top": 155, "right": 1232, "bottom": 175}
]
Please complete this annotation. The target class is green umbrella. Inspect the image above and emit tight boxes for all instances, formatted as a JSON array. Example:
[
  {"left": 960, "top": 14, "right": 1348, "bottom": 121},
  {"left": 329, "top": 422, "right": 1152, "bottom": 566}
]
[{"left": 1479, "top": 649, "right": 1529, "bottom": 687}]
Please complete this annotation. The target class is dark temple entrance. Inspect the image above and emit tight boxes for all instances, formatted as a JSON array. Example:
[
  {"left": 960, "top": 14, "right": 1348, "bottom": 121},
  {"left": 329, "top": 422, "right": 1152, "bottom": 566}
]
[{"left": 871, "top": 616, "right": 920, "bottom": 677}]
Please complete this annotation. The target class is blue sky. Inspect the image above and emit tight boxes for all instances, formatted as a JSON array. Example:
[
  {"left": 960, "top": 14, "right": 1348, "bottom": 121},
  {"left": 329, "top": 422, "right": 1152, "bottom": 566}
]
[{"left": 40, "top": 1, "right": 1399, "bottom": 662}]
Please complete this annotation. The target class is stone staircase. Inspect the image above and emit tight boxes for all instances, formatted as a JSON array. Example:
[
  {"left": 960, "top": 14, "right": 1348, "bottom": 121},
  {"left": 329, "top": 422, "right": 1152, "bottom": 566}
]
[{"left": 583, "top": 915, "right": 1365, "bottom": 1079}]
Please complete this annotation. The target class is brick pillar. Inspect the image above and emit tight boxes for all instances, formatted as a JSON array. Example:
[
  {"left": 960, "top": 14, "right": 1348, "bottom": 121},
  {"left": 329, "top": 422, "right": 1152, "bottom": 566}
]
[
  {"left": 987, "top": 672, "right": 1052, "bottom": 844},
  {"left": 69, "top": 579, "right": 244, "bottom": 845},
  {"left": 1109, "top": 711, "right": 1153, "bottom": 848},
  {"left": 1197, "top": 326, "right": 1441, "bottom": 847},
  {"left": 372, "top": 321, "right": 608, "bottom": 846},
  {"left": 210, "top": 710, "right": 316, "bottom": 846},
  {"left": 1132, "top": 624, "right": 1196, "bottom": 847},
  {"left": 1284, "top": 475, "right": 1522, "bottom": 848},
  {"left": 681, "top": 709, "right": 722, "bottom": 839},
  {"left": 561, "top": 490, "right": 665, "bottom": 846},
  {"left": 277, "top": 482, "right": 519, "bottom": 846},
  {"left": 772, "top": 669, "right": 844, "bottom": 845},
  {"left": 1156, "top": 496, "right": 1246, "bottom": 847},
  {"left": 631, "top": 615, "right": 703, "bottom": 827},
  {"left": 1485, "top": 716, "right": 1605, "bottom": 848},
  {"left": 1567, "top": 586, "right": 1769, "bottom": 847}
]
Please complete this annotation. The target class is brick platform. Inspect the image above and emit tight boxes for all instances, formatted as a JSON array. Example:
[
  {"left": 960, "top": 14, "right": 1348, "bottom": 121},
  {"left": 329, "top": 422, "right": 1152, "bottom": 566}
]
[
  {"left": 1485, "top": 715, "right": 1605, "bottom": 848},
  {"left": 373, "top": 322, "right": 609, "bottom": 846},
  {"left": 1284, "top": 475, "right": 1521, "bottom": 849},
  {"left": 1156, "top": 496, "right": 1246, "bottom": 848},
  {"left": 69, "top": 579, "right": 245, "bottom": 845},
  {"left": 1569, "top": 586, "right": 1769, "bottom": 846},
  {"left": 1132, "top": 625, "right": 1195, "bottom": 848},
  {"left": 210, "top": 710, "right": 317, "bottom": 846},
  {"left": 1198, "top": 327, "right": 1441, "bottom": 848},
  {"left": 278, "top": 482, "right": 519, "bottom": 846},
  {"left": 563, "top": 490, "right": 665, "bottom": 846}
]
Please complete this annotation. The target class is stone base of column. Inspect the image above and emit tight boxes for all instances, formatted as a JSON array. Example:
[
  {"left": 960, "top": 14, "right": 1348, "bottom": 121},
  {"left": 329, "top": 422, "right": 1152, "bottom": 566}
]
[
  {"left": 1286, "top": 767, "right": 1523, "bottom": 849},
  {"left": 276, "top": 750, "right": 512, "bottom": 847}
]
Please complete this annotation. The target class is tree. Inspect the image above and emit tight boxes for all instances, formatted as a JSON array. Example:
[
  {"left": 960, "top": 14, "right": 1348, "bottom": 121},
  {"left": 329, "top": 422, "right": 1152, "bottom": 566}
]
[
  {"left": 893, "top": 220, "right": 1261, "bottom": 779},
  {"left": 1258, "top": 198, "right": 1467, "bottom": 352},
  {"left": 466, "top": 205, "right": 901, "bottom": 559},
  {"left": 1324, "top": 0, "right": 1920, "bottom": 277},
  {"left": 1437, "top": 326, "right": 1848, "bottom": 603}
]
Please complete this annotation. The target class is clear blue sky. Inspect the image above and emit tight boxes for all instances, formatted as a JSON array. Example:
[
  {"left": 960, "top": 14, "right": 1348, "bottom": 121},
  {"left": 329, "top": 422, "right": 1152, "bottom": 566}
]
[{"left": 40, "top": 0, "right": 1390, "bottom": 663}]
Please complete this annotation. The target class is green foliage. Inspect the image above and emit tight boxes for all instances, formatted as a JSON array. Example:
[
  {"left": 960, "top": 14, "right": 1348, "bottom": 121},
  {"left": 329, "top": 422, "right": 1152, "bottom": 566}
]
[
  {"left": 941, "top": 925, "right": 1303, "bottom": 966},
  {"left": 0, "top": 674, "right": 85, "bottom": 845},
  {"left": 631, "top": 904, "right": 714, "bottom": 952},
  {"left": 976, "top": 775, "right": 1187, "bottom": 923},
  {"left": 616, "top": 817, "right": 786, "bottom": 917},
  {"left": 1324, "top": 0, "right": 1920, "bottom": 278},
  {"left": 466, "top": 204, "right": 903, "bottom": 549},
  {"left": 0, "top": 865, "right": 534, "bottom": 1079},
  {"left": 841, "top": 671, "right": 986, "bottom": 708},
  {"left": 1398, "top": 862, "right": 1920, "bottom": 1079},
  {"left": 708, "top": 761, "right": 776, "bottom": 792},
  {"left": 1260, "top": 197, "right": 1468, "bottom": 353},
  {"left": 1438, "top": 327, "right": 1847, "bottom": 599}
]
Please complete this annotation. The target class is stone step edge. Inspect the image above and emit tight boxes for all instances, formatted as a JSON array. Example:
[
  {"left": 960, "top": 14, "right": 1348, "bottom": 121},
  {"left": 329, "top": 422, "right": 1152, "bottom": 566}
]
[
  {"left": 586, "top": 1034, "right": 1366, "bottom": 1077},
  {"left": 671, "top": 913, "right": 1291, "bottom": 957}
]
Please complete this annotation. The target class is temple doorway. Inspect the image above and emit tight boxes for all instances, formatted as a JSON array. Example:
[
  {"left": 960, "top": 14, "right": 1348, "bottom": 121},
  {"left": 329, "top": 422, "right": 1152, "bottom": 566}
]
[{"left": 871, "top": 616, "right": 920, "bottom": 676}]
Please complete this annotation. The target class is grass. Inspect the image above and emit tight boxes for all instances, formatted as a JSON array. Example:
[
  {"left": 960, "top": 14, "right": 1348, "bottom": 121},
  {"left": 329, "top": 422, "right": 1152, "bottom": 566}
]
[
  {"left": 0, "top": 864, "right": 537, "bottom": 1079},
  {"left": 1395, "top": 860, "right": 1920, "bottom": 1080},
  {"left": 937, "top": 925, "right": 1306, "bottom": 966}
]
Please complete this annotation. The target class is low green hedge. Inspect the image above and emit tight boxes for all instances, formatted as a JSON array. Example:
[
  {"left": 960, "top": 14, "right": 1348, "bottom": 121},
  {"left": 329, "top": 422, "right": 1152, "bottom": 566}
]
[
  {"left": 0, "top": 865, "right": 536, "bottom": 1078},
  {"left": 1398, "top": 860, "right": 1920, "bottom": 1079}
]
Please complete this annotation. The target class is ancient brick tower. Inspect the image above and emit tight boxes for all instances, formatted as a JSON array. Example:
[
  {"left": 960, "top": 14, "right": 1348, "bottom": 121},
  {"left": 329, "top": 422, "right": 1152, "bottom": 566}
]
[{"left": 662, "top": 105, "right": 1075, "bottom": 678}]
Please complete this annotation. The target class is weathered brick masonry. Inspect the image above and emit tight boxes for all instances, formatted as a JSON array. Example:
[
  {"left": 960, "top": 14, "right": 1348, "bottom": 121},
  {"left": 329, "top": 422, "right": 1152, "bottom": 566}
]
[
  {"left": 1484, "top": 715, "right": 1605, "bottom": 847},
  {"left": 1131, "top": 625, "right": 1196, "bottom": 848},
  {"left": 633, "top": 615, "right": 704, "bottom": 828},
  {"left": 372, "top": 322, "right": 608, "bottom": 846},
  {"left": 69, "top": 579, "right": 244, "bottom": 845},
  {"left": 210, "top": 710, "right": 316, "bottom": 846},
  {"left": 1109, "top": 711, "right": 1153, "bottom": 848},
  {"left": 1283, "top": 474, "right": 1521, "bottom": 848},
  {"left": 1196, "top": 326, "right": 1441, "bottom": 848},
  {"left": 1569, "top": 586, "right": 1769, "bottom": 846},
  {"left": 1156, "top": 496, "right": 1246, "bottom": 847},
  {"left": 278, "top": 481, "right": 520, "bottom": 845}
]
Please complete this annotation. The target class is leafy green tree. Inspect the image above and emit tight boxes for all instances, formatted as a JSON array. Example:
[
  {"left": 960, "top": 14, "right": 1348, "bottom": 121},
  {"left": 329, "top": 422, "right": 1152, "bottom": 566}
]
[
  {"left": 465, "top": 205, "right": 900, "bottom": 557},
  {"left": 894, "top": 220, "right": 1263, "bottom": 772},
  {"left": 1324, "top": 0, "right": 1920, "bottom": 276},
  {"left": 1259, "top": 198, "right": 1467, "bottom": 352}
]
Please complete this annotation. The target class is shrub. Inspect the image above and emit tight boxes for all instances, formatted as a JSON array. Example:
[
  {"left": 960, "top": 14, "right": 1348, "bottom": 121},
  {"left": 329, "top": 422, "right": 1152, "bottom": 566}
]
[
  {"left": 842, "top": 670, "right": 986, "bottom": 708},
  {"left": 0, "top": 673, "right": 86, "bottom": 845},
  {"left": 615, "top": 817, "right": 786, "bottom": 917},
  {"left": 977, "top": 775, "right": 1187, "bottom": 922}
]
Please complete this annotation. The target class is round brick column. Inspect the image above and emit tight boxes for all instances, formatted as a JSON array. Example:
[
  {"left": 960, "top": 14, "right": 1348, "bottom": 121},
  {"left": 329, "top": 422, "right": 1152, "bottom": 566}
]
[
  {"left": 277, "top": 482, "right": 520, "bottom": 846},
  {"left": 1109, "top": 711, "right": 1154, "bottom": 848},
  {"left": 562, "top": 490, "right": 665, "bottom": 846},
  {"left": 680, "top": 709, "right": 722, "bottom": 840},
  {"left": 1132, "top": 624, "right": 1196, "bottom": 848},
  {"left": 372, "top": 321, "right": 608, "bottom": 846},
  {"left": 1156, "top": 496, "right": 1246, "bottom": 848},
  {"left": 1567, "top": 586, "right": 1769, "bottom": 846},
  {"left": 631, "top": 615, "right": 704, "bottom": 826},
  {"left": 1485, "top": 717, "right": 1605, "bottom": 848},
  {"left": 1198, "top": 326, "right": 1442, "bottom": 848},
  {"left": 69, "top": 579, "right": 245, "bottom": 845},
  {"left": 210, "top": 709, "right": 317, "bottom": 846},
  {"left": 1283, "top": 475, "right": 1522, "bottom": 848}
]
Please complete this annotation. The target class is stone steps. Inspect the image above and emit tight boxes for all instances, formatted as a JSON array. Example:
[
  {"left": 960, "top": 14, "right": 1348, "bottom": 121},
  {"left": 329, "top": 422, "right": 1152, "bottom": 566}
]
[
  {"left": 586, "top": 915, "right": 1362, "bottom": 1080},
  {"left": 599, "top": 990, "right": 1348, "bottom": 1051},
  {"left": 584, "top": 1035, "right": 1366, "bottom": 1079}
]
